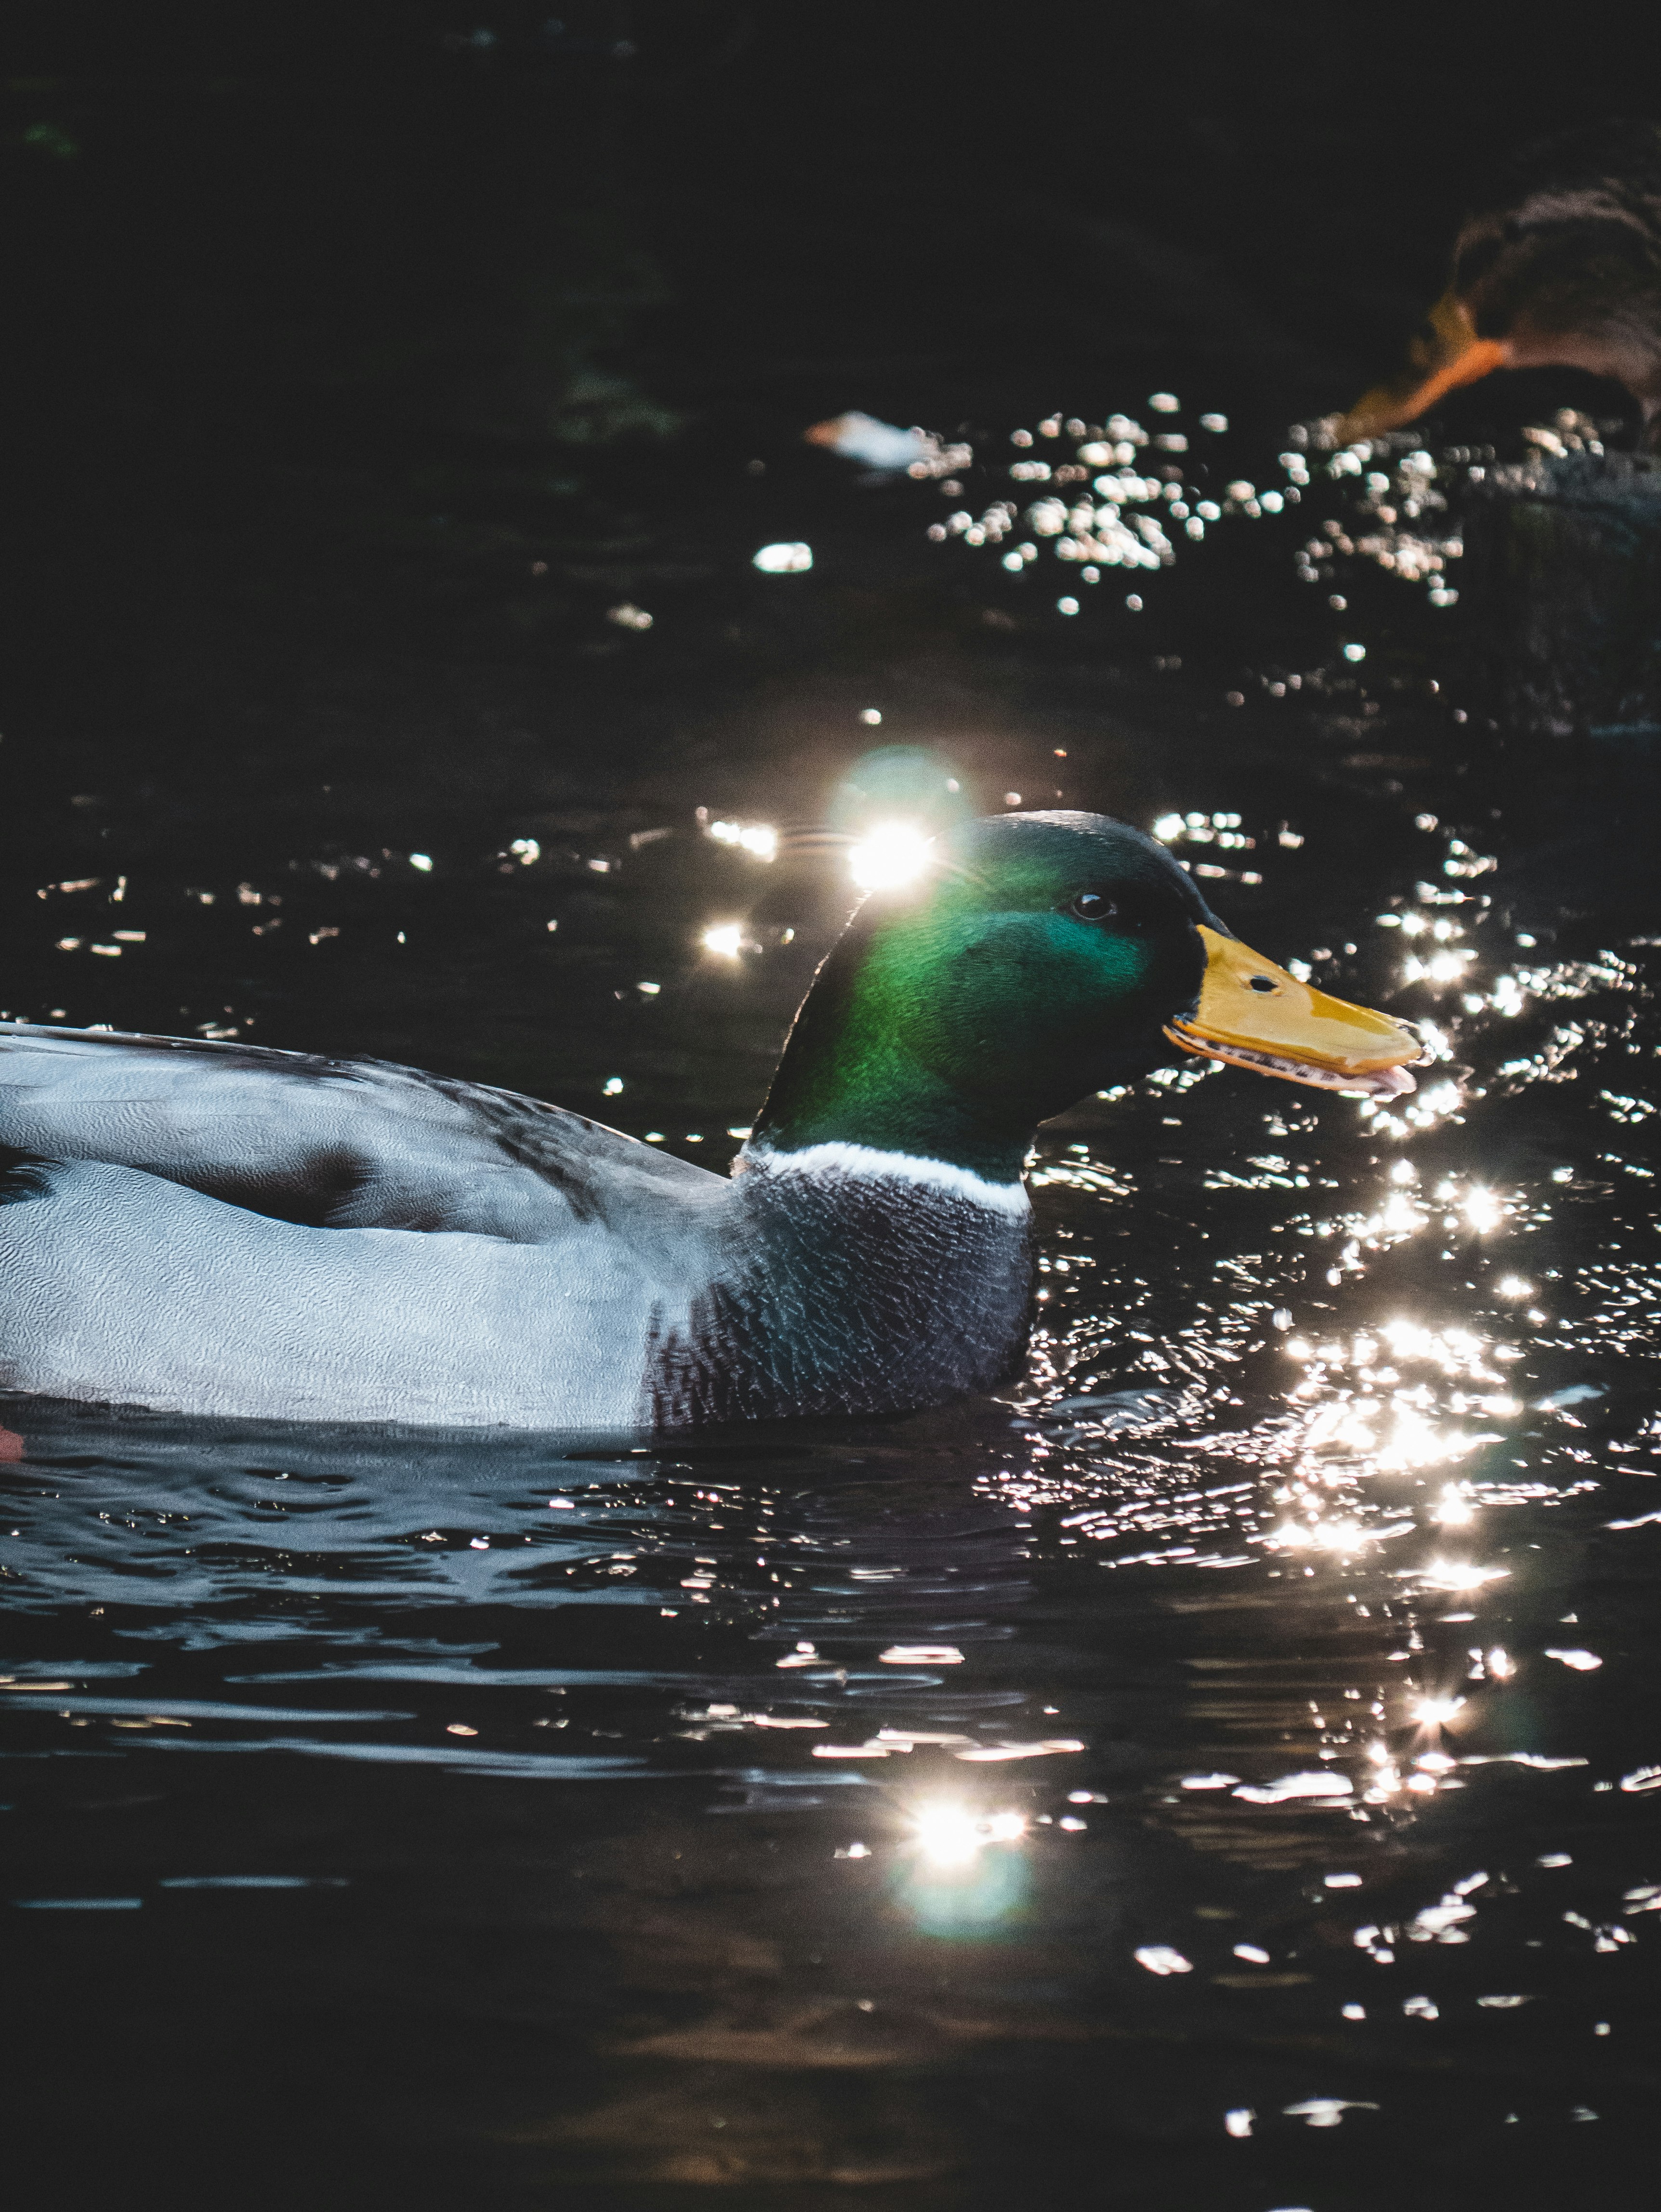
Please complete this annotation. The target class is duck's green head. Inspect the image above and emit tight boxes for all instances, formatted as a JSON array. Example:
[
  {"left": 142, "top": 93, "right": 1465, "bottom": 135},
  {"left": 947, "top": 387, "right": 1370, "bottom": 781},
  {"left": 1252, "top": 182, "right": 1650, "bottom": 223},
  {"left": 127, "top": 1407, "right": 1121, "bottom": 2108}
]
[{"left": 750, "top": 810, "right": 1419, "bottom": 1185}]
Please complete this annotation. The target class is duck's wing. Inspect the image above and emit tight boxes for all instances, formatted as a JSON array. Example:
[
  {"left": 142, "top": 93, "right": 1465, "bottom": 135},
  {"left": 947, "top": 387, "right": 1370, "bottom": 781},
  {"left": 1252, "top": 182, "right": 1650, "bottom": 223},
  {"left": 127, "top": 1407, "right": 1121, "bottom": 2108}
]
[{"left": 0, "top": 1025, "right": 723, "bottom": 1243}]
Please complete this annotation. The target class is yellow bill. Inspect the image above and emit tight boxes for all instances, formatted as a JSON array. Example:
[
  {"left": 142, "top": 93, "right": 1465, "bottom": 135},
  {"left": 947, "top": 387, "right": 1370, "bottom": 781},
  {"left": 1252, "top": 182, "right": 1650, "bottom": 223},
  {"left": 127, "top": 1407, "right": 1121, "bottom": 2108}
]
[
  {"left": 1339, "top": 290, "right": 1510, "bottom": 441},
  {"left": 1165, "top": 926, "right": 1423, "bottom": 1098}
]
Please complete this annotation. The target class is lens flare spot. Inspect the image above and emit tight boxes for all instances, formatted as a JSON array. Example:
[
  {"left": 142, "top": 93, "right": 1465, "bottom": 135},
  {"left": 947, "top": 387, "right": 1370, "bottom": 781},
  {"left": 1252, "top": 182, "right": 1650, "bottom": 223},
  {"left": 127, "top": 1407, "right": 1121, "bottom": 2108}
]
[
  {"left": 850, "top": 823, "right": 934, "bottom": 892},
  {"left": 913, "top": 1804, "right": 981, "bottom": 1866},
  {"left": 910, "top": 1800, "right": 1027, "bottom": 1866}
]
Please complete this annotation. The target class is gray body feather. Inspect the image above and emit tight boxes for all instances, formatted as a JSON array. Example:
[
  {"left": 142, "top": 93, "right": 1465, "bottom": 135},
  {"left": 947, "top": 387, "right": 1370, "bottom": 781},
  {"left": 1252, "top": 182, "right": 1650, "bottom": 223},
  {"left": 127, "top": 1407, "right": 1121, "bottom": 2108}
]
[{"left": 0, "top": 1027, "right": 1034, "bottom": 1428}]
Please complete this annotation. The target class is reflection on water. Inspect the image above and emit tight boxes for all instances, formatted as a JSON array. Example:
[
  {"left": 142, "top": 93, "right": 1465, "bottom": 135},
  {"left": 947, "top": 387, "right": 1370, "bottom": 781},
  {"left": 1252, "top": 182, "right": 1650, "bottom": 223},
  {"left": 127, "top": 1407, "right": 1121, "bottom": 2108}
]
[
  {"left": 7, "top": 892, "right": 1660, "bottom": 2195},
  {"left": 4, "top": 414, "right": 1661, "bottom": 2208}
]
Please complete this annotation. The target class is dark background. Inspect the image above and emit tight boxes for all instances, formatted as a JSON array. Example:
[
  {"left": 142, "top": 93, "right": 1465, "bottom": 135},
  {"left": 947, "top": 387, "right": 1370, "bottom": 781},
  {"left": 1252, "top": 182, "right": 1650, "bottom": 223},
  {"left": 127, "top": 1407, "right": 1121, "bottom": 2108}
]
[
  {"left": 12, "top": 0, "right": 1657, "bottom": 430},
  {"left": 6, "top": 0, "right": 1652, "bottom": 741}
]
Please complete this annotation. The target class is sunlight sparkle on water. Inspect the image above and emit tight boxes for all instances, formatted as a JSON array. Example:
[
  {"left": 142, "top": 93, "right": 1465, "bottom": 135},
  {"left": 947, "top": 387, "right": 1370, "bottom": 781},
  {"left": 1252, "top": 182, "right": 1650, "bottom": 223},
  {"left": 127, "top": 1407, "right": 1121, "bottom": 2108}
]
[
  {"left": 1272, "top": 1517, "right": 1366, "bottom": 1552},
  {"left": 752, "top": 541, "right": 812, "bottom": 573},
  {"left": 706, "top": 818, "right": 778, "bottom": 861},
  {"left": 1414, "top": 1696, "right": 1466, "bottom": 1727},
  {"left": 1134, "top": 1945, "right": 1193, "bottom": 1976},
  {"left": 1418, "top": 1561, "right": 1508, "bottom": 1593}
]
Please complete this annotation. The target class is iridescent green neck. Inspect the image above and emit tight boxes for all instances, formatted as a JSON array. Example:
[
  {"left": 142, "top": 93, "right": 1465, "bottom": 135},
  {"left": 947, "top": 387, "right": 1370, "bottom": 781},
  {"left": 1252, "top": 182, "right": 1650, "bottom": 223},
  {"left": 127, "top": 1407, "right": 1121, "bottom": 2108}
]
[
  {"left": 753, "top": 1021, "right": 1031, "bottom": 1183},
  {"left": 751, "top": 891, "right": 1173, "bottom": 1183}
]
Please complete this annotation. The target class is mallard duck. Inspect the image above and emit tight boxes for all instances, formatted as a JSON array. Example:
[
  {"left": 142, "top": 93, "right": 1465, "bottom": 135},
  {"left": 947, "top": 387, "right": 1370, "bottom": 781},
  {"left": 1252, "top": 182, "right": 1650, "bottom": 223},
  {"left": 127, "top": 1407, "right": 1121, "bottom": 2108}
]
[
  {"left": 1341, "top": 119, "right": 1661, "bottom": 442},
  {"left": 0, "top": 812, "right": 1417, "bottom": 1430}
]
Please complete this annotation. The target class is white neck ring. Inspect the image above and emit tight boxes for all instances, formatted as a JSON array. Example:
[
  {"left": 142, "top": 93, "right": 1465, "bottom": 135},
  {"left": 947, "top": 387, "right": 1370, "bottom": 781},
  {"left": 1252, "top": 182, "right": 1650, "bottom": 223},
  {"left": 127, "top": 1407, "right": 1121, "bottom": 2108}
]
[{"left": 741, "top": 1140, "right": 1029, "bottom": 1216}]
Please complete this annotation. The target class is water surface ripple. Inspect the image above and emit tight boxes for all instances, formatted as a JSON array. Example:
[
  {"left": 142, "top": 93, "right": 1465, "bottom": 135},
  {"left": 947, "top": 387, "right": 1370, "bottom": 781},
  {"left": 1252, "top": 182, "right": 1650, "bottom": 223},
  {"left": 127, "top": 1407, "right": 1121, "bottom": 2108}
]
[{"left": 4, "top": 448, "right": 1660, "bottom": 2212}]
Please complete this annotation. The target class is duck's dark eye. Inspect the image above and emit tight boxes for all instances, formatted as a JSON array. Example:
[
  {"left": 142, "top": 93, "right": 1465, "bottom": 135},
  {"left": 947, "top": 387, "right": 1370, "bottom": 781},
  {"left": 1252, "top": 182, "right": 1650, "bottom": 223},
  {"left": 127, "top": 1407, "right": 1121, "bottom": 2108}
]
[{"left": 1068, "top": 890, "right": 1117, "bottom": 921}]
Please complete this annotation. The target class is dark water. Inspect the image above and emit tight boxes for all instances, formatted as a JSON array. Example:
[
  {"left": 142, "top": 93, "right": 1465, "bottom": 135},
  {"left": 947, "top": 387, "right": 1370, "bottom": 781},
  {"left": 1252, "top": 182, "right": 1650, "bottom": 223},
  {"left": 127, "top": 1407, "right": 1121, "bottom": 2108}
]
[{"left": 4, "top": 401, "right": 1661, "bottom": 2212}]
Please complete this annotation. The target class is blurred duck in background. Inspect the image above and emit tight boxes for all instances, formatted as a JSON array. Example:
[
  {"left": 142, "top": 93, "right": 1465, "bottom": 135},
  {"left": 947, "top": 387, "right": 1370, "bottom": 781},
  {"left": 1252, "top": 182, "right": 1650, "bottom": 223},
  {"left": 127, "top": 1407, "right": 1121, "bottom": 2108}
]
[{"left": 1342, "top": 118, "right": 1661, "bottom": 444}]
